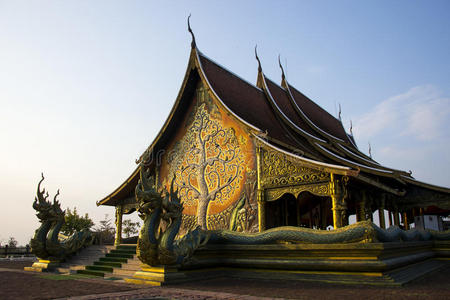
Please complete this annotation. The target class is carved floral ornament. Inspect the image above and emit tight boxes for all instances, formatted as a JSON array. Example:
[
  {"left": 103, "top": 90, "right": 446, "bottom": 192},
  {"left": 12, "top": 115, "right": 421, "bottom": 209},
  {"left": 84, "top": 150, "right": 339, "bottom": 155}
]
[
  {"left": 260, "top": 147, "right": 330, "bottom": 189},
  {"left": 265, "top": 183, "right": 330, "bottom": 202}
]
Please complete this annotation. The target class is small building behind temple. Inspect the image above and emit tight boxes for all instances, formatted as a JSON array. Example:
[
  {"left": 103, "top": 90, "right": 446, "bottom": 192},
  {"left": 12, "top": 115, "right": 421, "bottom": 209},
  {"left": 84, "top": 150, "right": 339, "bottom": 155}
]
[{"left": 97, "top": 39, "right": 450, "bottom": 245}]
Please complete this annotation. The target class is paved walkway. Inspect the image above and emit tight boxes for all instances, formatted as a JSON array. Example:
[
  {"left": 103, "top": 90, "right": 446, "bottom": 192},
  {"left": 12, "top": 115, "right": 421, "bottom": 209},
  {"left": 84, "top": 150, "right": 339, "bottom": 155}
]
[
  {"left": 2, "top": 261, "right": 450, "bottom": 299},
  {"left": 57, "top": 287, "right": 280, "bottom": 300}
]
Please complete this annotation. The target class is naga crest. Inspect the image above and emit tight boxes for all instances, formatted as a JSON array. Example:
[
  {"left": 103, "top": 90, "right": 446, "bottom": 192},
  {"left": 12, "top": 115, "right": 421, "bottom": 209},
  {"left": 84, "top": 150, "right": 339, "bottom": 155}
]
[
  {"left": 33, "top": 173, "right": 53, "bottom": 221},
  {"left": 49, "top": 189, "right": 65, "bottom": 222},
  {"left": 135, "top": 168, "right": 161, "bottom": 217},
  {"left": 161, "top": 176, "right": 183, "bottom": 223}
]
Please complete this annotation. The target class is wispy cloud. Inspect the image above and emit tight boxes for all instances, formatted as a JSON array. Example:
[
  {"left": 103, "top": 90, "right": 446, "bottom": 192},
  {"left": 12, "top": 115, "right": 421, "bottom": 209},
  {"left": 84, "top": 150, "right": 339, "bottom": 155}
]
[
  {"left": 351, "top": 85, "right": 450, "bottom": 187},
  {"left": 354, "top": 85, "right": 450, "bottom": 141}
]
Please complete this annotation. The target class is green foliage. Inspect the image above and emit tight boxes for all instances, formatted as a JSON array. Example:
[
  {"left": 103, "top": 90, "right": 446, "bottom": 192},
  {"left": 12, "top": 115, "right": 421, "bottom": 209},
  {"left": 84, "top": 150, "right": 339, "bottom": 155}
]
[
  {"left": 61, "top": 207, "right": 94, "bottom": 235},
  {"left": 95, "top": 214, "right": 115, "bottom": 244},
  {"left": 8, "top": 237, "right": 18, "bottom": 248},
  {"left": 122, "top": 219, "right": 140, "bottom": 238}
]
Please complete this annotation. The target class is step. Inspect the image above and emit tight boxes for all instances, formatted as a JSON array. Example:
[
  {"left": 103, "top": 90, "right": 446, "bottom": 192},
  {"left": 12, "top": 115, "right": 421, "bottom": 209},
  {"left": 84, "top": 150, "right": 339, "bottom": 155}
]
[
  {"left": 99, "top": 257, "right": 128, "bottom": 263},
  {"left": 55, "top": 267, "right": 71, "bottom": 274},
  {"left": 386, "top": 259, "right": 446, "bottom": 284},
  {"left": 86, "top": 265, "right": 113, "bottom": 273},
  {"left": 117, "top": 245, "right": 137, "bottom": 250},
  {"left": 106, "top": 253, "right": 134, "bottom": 259},
  {"left": 121, "top": 263, "right": 142, "bottom": 271},
  {"left": 110, "top": 249, "right": 136, "bottom": 255},
  {"left": 94, "top": 261, "right": 122, "bottom": 268},
  {"left": 113, "top": 268, "right": 139, "bottom": 277},
  {"left": 77, "top": 269, "right": 105, "bottom": 277}
]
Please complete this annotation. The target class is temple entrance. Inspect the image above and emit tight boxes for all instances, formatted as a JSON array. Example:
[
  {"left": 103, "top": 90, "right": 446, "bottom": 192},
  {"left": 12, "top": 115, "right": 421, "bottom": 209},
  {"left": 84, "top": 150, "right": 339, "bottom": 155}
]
[
  {"left": 265, "top": 192, "right": 332, "bottom": 230},
  {"left": 297, "top": 192, "right": 332, "bottom": 229},
  {"left": 265, "top": 193, "right": 297, "bottom": 228}
]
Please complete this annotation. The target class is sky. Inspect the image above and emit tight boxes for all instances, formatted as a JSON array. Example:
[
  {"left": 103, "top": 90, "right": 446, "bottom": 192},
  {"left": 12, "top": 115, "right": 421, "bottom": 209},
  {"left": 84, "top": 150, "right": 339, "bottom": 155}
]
[{"left": 1, "top": 1, "right": 449, "bottom": 246}]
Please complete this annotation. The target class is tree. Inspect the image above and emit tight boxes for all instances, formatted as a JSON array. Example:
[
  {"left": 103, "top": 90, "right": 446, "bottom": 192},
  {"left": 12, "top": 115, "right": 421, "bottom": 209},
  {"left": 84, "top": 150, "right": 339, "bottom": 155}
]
[
  {"left": 122, "top": 219, "right": 140, "bottom": 238},
  {"left": 61, "top": 207, "right": 95, "bottom": 235},
  {"left": 8, "top": 237, "right": 18, "bottom": 248},
  {"left": 96, "top": 214, "right": 115, "bottom": 244},
  {"left": 169, "top": 93, "right": 244, "bottom": 230}
]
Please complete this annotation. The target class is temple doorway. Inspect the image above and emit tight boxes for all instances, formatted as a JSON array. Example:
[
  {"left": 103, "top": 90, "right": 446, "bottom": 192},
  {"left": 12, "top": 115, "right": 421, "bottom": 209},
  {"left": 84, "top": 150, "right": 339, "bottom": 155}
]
[{"left": 265, "top": 192, "right": 332, "bottom": 230}]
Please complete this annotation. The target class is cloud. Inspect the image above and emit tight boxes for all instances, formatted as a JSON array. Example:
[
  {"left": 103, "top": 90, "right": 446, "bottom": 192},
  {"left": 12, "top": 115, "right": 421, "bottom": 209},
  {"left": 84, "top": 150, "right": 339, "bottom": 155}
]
[
  {"left": 351, "top": 85, "right": 450, "bottom": 187},
  {"left": 353, "top": 85, "right": 450, "bottom": 141}
]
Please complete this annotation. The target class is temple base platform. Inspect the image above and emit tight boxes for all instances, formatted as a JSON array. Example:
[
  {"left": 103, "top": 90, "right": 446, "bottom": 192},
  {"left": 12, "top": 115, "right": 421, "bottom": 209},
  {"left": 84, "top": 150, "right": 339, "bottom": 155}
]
[
  {"left": 125, "top": 265, "right": 187, "bottom": 286},
  {"left": 127, "top": 240, "right": 450, "bottom": 286}
]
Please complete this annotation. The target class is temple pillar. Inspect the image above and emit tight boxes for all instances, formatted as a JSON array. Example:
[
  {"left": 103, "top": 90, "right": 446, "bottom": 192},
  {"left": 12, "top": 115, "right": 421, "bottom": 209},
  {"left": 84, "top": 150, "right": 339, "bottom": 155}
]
[
  {"left": 403, "top": 212, "right": 409, "bottom": 230},
  {"left": 114, "top": 205, "right": 123, "bottom": 246},
  {"left": 363, "top": 192, "right": 373, "bottom": 222},
  {"left": 356, "top": 199, "right": 363, "bottom": 222},
  {"left": 330, "top": 174, "right": 345, "bottom": 229},
  {"left": 257, "top": 191, "right": 265, "bottom": 232},
  {"left": 393, "top": 207, "right": 400, "bottom": 226},
  {"left": 296, "top": 200, "right": 301, "bottom": 227},
  {"left": 256, "top": 146, "right": 265, "bottom": 232},
  {"left": 378, "top": 196, "right": 386, "bottom": 229},
  {"left": 356, "top": 191, "right": 366, "bottom": 222}
]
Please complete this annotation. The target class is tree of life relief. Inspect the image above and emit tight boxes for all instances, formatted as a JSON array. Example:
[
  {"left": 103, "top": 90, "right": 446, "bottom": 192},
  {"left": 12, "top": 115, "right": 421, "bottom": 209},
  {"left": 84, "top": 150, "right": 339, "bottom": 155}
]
[{"left": 166, "top": 92, "right": 248, "bottom": 230}]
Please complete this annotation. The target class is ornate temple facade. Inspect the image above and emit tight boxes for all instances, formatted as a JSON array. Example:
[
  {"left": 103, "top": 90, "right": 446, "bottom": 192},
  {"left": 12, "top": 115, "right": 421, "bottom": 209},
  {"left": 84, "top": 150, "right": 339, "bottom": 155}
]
[{"left": 97, "top": 40, "right": 450, "bottom": 245}]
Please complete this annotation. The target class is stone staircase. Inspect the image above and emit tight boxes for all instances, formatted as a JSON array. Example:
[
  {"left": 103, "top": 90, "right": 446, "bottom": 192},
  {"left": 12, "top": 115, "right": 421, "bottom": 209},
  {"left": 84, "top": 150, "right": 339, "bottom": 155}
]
[
  {"left": 55, "top": 245, "right": 114, "bottom": 274},
  {"left": 77, "top": 244, "right": 141, "bottom": 279}
]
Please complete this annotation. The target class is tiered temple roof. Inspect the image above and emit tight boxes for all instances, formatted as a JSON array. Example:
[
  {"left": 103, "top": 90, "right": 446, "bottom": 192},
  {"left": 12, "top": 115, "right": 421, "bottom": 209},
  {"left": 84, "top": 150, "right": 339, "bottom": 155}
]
[{"left": 98, "top": 40, "right": 450, "bottom": 211}]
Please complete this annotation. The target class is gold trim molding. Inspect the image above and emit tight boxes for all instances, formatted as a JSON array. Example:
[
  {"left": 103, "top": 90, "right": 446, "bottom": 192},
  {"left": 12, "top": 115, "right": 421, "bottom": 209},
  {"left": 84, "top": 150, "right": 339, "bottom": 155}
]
[
  {"left": 261, "top": 147, "right": 330, "bottom": 189},
  {"left": 265, "top": 183, "right": 330, "bottom": 202}
]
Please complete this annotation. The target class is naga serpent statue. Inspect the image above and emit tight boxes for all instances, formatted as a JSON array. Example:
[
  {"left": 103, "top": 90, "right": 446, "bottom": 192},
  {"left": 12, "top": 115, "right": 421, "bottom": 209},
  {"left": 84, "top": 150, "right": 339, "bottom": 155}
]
[
  {"left": 30, "top": 173, "right": 93, "bottom": 261},
  {"left": 136, "top": 166, "right": 209, "bottom": 266},
  {"left": 135, "top": 164, "right": 450, "bottom": 267}
]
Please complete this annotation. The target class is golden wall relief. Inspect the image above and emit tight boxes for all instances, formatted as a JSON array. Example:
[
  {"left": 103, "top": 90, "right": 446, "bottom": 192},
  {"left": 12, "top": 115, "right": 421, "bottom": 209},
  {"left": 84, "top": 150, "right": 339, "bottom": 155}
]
[
  {"left": 160, "top": 83, "right": 257, "bottom": 231},
  {"left": 261, "top": 148, "right": 329, "bottom": 189}
]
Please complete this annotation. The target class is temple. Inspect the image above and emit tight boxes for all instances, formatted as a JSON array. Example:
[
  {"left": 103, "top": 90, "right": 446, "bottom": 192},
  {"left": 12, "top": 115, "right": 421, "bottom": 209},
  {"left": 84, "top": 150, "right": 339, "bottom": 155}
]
[{"left": 97, "top": 32, "right": 450, "bottom": 246}]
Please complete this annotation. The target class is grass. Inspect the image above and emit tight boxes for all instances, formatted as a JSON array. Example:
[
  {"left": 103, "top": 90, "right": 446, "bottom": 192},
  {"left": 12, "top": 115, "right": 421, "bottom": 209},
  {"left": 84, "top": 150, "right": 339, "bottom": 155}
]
[{"left": 104, "top": 276, "right": 123, "bottom": 281}]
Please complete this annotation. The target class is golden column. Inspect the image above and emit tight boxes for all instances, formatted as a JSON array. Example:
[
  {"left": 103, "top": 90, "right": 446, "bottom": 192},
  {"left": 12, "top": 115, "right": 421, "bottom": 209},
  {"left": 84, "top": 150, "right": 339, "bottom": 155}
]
[
  {"left": 329, "top": 173, "right": 345, "bottom": 229},
  {"left": 114, "top": 205, "right": 123, "bottom": 246},
  {"left": 256, "top": 146, "right": 265, "bottom": 232},
  {"left": 403, "top": 212, "right": 409, "bottom": 230}
]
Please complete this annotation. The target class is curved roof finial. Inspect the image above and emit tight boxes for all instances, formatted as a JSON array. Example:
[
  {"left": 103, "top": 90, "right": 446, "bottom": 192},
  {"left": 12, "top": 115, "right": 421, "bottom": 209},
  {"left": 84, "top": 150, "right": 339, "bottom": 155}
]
[
  {"left": 255, "top": 45, "right": 262, "bottom": 72},
  {"left": 188, "top": 14, "right": 196, "bottom": 48},
  {"left": 338, "top": 103, "right": 342, "bottom": 121},
  {"left": 349, "top": 120, "right": 353, "bottom": 135},
  {"left": 278, "top": 54, "right": 286, "bottom": 80}
]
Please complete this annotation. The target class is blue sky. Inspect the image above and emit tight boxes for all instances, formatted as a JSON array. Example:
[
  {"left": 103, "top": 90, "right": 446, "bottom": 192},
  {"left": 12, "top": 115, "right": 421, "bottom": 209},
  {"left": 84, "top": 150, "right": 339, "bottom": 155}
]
[{"left": 1, "top": 1, "right": 449, "bottom": 245}]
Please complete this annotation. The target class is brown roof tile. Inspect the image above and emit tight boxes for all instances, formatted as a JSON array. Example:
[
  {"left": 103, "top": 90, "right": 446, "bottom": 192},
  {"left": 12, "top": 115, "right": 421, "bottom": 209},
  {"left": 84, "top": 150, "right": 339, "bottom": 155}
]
[
  {"left": 288, "top": 84, "right": 352, "bottom": 144},
  {"left": 199, "top": 52, "right": 319, "bottom": 157}
]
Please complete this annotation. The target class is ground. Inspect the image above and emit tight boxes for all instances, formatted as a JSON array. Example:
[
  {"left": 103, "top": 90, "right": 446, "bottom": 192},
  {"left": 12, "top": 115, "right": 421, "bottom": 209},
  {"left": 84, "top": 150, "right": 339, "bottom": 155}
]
[{"left": 1, "top": 260, "right": 449, "bottom": 299}]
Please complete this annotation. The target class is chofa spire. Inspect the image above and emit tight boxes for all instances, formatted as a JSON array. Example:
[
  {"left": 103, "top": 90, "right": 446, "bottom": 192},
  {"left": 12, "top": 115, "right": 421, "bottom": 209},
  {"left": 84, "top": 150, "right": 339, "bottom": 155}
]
[
  {"left": 254, "top": 45, "right": 262, "bottom": 72},
  {"left": 187, "top": 14, "right": 196, "bottom": 49},
  {"left": 278, "top": 54, "right": 286, "bottom": 81}
]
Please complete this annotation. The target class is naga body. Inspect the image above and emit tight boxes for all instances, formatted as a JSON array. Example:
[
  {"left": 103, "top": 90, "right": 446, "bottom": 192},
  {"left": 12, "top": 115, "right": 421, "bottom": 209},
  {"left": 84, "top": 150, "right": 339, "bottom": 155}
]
[
  {"left": 135, "top": 165, "right": 450, "bottom": 267},
  {"left": 30, "top": 174, "right": 93, "bottom": 261}
]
